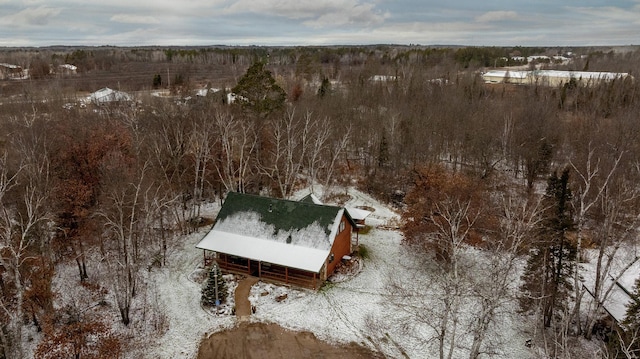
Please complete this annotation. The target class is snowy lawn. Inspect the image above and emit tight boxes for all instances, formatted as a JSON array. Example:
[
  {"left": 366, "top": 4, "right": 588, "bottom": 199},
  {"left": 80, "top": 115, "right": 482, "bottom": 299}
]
[{"left": 134, "top": 188, "right": 534, "bottom": 358}]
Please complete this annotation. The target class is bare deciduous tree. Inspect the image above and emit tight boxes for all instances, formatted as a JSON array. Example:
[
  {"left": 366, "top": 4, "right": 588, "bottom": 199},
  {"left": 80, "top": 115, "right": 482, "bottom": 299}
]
[
  {"left": 0, "top": 142, "right": 51, "bottom": 358},
  {"left": 213, "top": 110, "right": 257, "bottom": 194}
]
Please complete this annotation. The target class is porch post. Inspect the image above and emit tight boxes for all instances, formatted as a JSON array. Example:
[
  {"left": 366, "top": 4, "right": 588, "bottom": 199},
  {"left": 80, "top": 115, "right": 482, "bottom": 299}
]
[
  {"left": 258, "top": 261, "right": 261, "bottom": 277},
  {"left": 248, "top": 258, "right": 251, "bottom": 275}
]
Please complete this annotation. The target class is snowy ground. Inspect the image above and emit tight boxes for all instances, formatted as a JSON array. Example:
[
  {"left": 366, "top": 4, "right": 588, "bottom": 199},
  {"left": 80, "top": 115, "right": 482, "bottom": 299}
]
[
  {"left": 139, "top": 202, "right": 238, "bottom": 359},
  {"left": 137, "top": 187, "right": 536, "bottom": 358}
]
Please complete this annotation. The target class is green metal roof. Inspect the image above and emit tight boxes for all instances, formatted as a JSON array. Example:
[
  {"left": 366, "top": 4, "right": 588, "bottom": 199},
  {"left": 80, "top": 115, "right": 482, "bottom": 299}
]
[{"left": 216, "top": 192, "right": 354, "bottom": 236}]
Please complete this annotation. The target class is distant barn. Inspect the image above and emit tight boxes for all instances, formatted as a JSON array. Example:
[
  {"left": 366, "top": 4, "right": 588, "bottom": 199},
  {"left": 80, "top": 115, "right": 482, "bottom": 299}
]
[
  {"left": 196, "top": 192, "right": 357, "bottom": 289},
  {"left": 482, "top": 70, "right": 632, "bottom": 87}
]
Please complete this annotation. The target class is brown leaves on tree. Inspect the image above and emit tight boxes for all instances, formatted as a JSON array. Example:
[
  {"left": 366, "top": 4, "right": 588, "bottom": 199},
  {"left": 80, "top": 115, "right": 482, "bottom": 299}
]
[
  {"left": 36, "top": 316, "right": 122, "bottom": 359},
  {"left": 402, "top": 165, "right": 495, "bottom": 262},
  {"left": 23, "top": 256, "right": 55, "bottom": 331},
  {"left": 51, "top": 120, "right": 134, "bottom": 274}
]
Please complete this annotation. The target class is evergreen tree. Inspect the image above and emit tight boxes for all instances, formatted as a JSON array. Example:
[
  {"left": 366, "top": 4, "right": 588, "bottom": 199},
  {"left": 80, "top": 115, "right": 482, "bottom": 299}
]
[
  {"left": 378, "top": 132, "right": 389, "bottom": 168},
  {"left": 520, "top": 169, "right": 576, "bottom": 327},
  {"left": 152, "top": 73, "right": 162, "bottom": 88},
  {"left": 624, "top": 276, "right": 640, "bottom": 331},
  {"left": 201, "top": 264, "right": 228, "bottom": 307},
  {"left": 317, "top": 77, "right": 331, "bottom": 98},
  {"left": 232, "top": 61, "right": 286, "bottom": 119},
  {"left": 614, "top": 276, "right": 640, "bottom": 357}
]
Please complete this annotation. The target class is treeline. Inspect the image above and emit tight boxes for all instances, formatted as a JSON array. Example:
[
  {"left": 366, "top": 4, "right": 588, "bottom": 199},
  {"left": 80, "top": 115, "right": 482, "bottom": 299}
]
[{"left": 2, "top": 45, "right": 628, "bottom": 75}]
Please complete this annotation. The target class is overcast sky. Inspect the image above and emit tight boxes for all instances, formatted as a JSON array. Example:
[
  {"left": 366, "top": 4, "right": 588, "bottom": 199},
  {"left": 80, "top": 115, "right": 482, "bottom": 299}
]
[{"left": 1, "top": 0, "right": 639, "bottom": 47}]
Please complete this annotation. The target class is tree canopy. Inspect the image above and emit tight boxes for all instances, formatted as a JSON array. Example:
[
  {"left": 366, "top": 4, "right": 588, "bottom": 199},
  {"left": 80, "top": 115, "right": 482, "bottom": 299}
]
[{"left": 231, "top": 61, "right": 286, "bottom": 118}]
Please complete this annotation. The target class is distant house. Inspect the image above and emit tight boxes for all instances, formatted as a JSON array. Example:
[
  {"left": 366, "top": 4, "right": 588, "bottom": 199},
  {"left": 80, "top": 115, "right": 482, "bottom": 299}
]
[
  {"left": 196, "top": 192, "right": 357, "bottom": 289},
  {"left": 87, "top": 87, "right": 133, "bottom": 105},
  {"left": 370, "top": 75, "right": 398, "bottom": 82},
  {"left": 57, "top": 64, "right": 77, "bottom": 75},
  {"left": 0, "top": 63, "right": 24, "bottom": 80}
]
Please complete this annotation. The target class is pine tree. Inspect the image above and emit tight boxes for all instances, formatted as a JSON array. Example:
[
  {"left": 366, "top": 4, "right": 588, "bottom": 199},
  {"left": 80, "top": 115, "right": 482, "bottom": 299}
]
[
  {"left": 377, "top": 132, "right": 389, "bottom": 168},
  {"left": 201, "top": 264, "right": 228, "bottom": 307},
  {"left": 520, "top": 169, "right": 576, "bottom": 327},
  {"left": 317, "top": 77, "right": 331, "bottom": 98},
  {"left": 231, "top": 61, "right": 286, "bottom": 119},
  {"left": 624, "top": 276, "right": 640, "bottom": 331},
  {"left": 618, "top": 276, "right": 640, "bottom": 357}
]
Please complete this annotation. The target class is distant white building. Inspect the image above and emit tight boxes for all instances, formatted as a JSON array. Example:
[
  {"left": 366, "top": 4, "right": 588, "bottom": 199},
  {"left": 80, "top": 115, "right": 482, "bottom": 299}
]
[
  {"left": 0, "top": 63, "right": 25, "bottom": 80},
  {"left": 87, "top": 87, "right": 133, "bottom": 105},
  {"left": 58, "top": 64, "right": 77, "bottom": 74},
  {"left": 196, "top": 87, "right": 221, "bottom": 97},
  {"left": 482, "top": 70, "right": 631, "bottom": 87},
  {"left": 370, "top": 75, "right": 398, "bottom": 82}
]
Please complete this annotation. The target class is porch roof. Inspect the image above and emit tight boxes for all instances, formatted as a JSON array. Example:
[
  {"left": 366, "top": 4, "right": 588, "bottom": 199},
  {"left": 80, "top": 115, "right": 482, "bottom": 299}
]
[{"left": 196, "top": 229, "right": 329, "bottom": 273}]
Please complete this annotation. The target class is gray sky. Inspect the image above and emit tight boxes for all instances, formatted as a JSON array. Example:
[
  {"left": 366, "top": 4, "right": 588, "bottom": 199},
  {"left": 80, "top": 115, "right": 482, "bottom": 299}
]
[{"left": 1, "top": 0, "right": 639, "bottom": 47}]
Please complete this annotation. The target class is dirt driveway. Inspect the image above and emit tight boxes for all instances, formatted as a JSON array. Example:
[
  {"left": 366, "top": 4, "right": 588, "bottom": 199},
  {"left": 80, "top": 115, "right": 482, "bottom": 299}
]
[{"left": 197, "top": 321, "right": 384, "bottom": 359}]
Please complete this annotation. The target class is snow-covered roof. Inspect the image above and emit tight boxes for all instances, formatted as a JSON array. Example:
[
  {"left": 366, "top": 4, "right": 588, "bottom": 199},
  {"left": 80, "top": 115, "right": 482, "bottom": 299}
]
[
  {"left": 370, "top": 75, "right": 398, "bottom": 82},
  {"left": 196, "top": 87, "right": 220, "bottom": 97},
  {"left": 197, "top": 230, "right": 332, "bottom": 272},
  {"left": 196, "top": 192, "right": 355, "bottom": 273},
  {"left": 0, "top": 63, "right": 21, "bottom": 69},
  {"left": 88, "top": 87, "right": 132, "bottom": 104},
  {"left": 482, "top": 70, "right": 630, "bottom": 83},
  {"left": 59, "top": 64, "right": 77, "bottom": 71},
  {"left": 345, "top": 207, "right": 372, "bottom": 221},
  {"left": 532, "top": 70, "right": 628, "bottom": 80},
  {"left": 482, "top": 70, "right": 529, "bottom": 79},
  {"left": 300, "top": 193, "right": 323, "bottom": 205},
  {"left": 582, "top": 254, "right": 640, "bottom": 323}
]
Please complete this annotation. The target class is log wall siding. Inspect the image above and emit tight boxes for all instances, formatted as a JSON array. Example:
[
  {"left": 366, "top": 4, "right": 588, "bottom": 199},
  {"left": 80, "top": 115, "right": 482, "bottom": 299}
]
[{"left": 325, "top": 216, "right": 353, "bottom": 279}]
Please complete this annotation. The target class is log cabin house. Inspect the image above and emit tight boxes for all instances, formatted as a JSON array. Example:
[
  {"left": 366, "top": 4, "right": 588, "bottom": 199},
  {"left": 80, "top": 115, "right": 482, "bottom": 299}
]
[{"left": 196, "top": 192, "right": 357, "bottom": 289}]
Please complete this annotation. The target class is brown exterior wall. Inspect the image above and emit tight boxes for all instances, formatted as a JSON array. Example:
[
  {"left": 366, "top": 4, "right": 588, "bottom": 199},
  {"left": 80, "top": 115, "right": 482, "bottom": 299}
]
[
  {"left": 215, "top": 253, "right": 321, "bottom": 289},
  {"left": 209, "top": 212, "right": 354, "bottom": 289},
  {"left": 325, "top": 215, "right": 353, "bottom": 279}
]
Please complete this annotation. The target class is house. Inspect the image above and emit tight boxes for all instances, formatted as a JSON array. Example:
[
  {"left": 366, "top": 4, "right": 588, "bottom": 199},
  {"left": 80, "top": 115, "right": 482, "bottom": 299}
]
[
  {"left": 87, "top": 87, "right": 133, "bottom": 105},
  {"left": 0, "top": 63, "right": 24, "bottom": 80},
  {"left": 196, "top": 192, "right": 357, "bottom": 289},
  {"left": 370, "top": 75, "right": 398, "bottom": 82},
  {"left": 57, "top": 64, "right": 78, "bottom": 75}
]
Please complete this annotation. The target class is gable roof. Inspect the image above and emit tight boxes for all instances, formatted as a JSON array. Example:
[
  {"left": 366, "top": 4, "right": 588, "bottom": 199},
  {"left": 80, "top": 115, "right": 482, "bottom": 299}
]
[
  {"left": 300, "top": 193, "right": 323, "bottom": 205},
  {"left": 88, "top": 87, "right": 132, "bottom": 104},
  {"left": 196, "top": 192, "right": 355, "bottom": 273}
]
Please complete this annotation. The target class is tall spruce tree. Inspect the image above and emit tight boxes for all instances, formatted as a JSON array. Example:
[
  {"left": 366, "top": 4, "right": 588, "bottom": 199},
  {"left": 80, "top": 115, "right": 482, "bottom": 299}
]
[
  {"left": 231, "top": 61, "right": 286, "bottom": 119},
  {"left": 615, "top": 276, "right": 640, "bottom": 357},
  {"left": 201, "top": 264, "right": 228, "bottom": 307},
  {"left": 520, "top": 168, "right": 576, "bottom": 327}
]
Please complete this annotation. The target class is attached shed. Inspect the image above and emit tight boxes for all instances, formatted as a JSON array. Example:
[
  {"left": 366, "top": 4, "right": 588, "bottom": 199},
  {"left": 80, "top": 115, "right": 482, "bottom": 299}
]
[{"left": 196, "top": 192, "right": 357, "bottom": 289}]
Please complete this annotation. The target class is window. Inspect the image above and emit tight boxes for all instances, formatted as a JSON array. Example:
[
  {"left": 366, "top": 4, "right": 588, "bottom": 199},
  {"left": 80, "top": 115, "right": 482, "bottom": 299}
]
[
  {"left": 339, "top": 220, "right": 345, "bottom": 233},
  {"left": 329, "top": 253, "right": 335, "bottom": 263}
]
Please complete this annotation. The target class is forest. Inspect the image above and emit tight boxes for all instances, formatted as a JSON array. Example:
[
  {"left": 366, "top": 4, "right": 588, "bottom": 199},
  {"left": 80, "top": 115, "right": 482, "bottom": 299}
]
[{"left": 1, "top": 45, "right": 640, "bottom": 358}]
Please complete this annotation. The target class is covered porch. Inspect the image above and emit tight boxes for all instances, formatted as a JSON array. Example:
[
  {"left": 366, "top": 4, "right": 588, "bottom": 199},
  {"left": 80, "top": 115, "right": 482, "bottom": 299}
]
[{"left": 206, "top": 251, "right": 323, "bottom": 290}]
